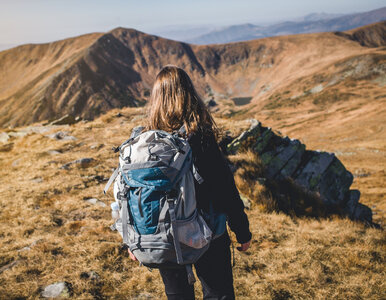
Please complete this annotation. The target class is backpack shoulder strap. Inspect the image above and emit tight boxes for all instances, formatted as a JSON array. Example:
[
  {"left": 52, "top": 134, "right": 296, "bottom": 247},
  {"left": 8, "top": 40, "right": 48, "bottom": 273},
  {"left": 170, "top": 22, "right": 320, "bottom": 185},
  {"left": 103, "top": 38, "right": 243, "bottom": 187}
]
[
  {"left": 103, "top": 166, "right": 119, "bottom": 194},
  {"left": 104, "top": 126, "right": 145, "bottom": 194},
  {"left": 130, "top": 126, "right": 145, "bottom": 139}
]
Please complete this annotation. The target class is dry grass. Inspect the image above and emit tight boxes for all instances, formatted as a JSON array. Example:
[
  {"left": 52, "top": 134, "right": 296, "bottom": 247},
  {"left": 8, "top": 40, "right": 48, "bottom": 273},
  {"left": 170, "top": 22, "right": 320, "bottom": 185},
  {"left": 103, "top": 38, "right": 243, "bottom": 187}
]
[
  {"left": 228, "top": 151, "right": 276, "bottom": 212},
  {"left": 0, "top": 107, "right": 385, "bottom": 299}
]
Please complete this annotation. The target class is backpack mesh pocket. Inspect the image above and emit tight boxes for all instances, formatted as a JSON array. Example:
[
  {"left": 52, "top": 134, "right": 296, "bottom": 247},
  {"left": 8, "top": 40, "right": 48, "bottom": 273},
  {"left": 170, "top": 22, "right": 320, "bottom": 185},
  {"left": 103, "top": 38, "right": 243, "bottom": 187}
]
[{"left": 177, "top": 211, "right": 212, "bottom": 249}]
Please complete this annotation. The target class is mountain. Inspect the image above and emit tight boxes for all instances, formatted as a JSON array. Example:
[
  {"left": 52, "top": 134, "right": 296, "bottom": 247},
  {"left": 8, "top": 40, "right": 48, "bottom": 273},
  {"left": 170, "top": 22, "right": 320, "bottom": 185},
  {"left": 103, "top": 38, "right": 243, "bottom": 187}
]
[
  {"left": 187, "top": 6, "right": 386, "bottom": 44},
  {"left": 298, "top": 12, "right": 345, "bottom": 22},
  {"left": 336, "top": 21, "right": 386, "bottom": 47},
  {"left": 152, "top": 25, "right": 218, "bottom": 43},
  {"left": 0, "top": 21, "right": 385, "bottom": 128}
]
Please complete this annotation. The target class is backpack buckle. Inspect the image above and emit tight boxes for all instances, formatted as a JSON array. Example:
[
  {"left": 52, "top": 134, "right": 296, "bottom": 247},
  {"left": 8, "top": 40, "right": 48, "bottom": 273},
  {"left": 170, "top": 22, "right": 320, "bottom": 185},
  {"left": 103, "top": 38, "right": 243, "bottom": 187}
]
[{"left": 166, "top": 189, "right": 178, "bottom": 201}]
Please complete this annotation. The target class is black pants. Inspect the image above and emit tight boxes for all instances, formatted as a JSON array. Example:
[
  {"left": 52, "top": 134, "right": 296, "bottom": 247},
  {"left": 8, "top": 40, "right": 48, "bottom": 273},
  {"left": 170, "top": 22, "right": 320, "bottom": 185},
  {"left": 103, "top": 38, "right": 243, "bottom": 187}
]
[{"left": 159, "top": 232, "right": 235, "bottom": 300}]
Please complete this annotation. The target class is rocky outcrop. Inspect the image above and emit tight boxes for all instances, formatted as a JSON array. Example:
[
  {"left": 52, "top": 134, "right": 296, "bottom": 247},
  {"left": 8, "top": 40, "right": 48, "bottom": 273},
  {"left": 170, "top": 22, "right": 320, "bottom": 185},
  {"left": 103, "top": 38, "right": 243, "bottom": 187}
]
[{"left": 226, "top": 120, "right": 372, "bottom": 223}]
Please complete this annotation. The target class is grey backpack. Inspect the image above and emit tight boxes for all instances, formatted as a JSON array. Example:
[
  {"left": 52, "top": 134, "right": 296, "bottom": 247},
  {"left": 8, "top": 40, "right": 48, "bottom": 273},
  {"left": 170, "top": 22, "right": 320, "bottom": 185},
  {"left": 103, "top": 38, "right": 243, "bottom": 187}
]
[{"left": 104, "top": 127, "right": 212, "bottom": 284}]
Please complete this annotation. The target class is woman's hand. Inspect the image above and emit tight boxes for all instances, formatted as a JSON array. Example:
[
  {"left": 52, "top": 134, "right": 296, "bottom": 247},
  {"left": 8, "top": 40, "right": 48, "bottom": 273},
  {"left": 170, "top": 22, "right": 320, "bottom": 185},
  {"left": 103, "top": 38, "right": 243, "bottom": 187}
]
[
  {"left": 128, "top": 249, "right": 137, "bottom": 261},
  {"left": 237, "top": 240, "right": 251, "bottom": 252}
]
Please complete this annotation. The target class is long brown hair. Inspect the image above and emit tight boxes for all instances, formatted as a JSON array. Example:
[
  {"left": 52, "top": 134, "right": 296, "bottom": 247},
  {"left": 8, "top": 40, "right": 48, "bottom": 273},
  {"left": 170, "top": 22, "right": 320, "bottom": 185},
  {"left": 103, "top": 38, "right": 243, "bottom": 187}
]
[{"left": 146, "top": 65, "right": 217, "bottom": 137}]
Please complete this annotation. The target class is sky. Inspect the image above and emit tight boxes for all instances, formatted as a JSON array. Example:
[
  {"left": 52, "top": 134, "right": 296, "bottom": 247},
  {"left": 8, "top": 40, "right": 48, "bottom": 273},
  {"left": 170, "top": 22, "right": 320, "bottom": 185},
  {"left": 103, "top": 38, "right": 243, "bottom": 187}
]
[{"left": 0, "top": 0, "right": 385, "bottom": 49}]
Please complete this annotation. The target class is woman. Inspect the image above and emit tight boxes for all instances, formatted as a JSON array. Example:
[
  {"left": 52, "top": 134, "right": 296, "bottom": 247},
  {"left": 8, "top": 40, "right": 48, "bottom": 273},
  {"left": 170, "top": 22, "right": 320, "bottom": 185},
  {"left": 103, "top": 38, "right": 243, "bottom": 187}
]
[{"left": 128, "top": 65, "right": 252, "bottom": 299}]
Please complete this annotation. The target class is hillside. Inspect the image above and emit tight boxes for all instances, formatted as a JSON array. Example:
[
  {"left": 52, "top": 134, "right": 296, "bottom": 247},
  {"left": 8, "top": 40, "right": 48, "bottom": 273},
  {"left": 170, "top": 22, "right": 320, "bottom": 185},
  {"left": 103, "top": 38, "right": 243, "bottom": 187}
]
[
  {"left": 0, "top": 21, "right": 385, "bottom": 129},
  {"left": 0, "top": 108, "right": 384, "bottom": 299}
]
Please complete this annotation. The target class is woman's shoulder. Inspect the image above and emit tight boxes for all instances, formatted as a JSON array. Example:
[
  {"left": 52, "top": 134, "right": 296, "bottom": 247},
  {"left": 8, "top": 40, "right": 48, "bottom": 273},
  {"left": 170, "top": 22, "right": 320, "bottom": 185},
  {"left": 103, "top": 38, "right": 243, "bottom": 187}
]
[{"left": 188, "top": 129, "right": 217, "bottom": 150}]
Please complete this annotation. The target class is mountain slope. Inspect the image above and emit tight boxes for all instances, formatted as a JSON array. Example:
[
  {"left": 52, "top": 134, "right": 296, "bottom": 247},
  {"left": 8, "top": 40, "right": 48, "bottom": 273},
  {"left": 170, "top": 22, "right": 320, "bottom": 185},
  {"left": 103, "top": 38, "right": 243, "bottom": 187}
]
[
  {"left": 336, "top": 21, "right": 386, "bottom": 47},
  {"left": 0, "top": 22, "right": 385, "bottom": 128}
]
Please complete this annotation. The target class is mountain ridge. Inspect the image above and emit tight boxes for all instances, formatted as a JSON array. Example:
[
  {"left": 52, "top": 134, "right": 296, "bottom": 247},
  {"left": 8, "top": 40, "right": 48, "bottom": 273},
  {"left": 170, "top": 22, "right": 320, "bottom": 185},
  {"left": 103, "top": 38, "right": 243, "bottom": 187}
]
[
  {"left": 0, "top": 21, "right": 385, "bottom": 128},
  {"left": 187, "top": 6, "right": 386, "bottom": 45}
]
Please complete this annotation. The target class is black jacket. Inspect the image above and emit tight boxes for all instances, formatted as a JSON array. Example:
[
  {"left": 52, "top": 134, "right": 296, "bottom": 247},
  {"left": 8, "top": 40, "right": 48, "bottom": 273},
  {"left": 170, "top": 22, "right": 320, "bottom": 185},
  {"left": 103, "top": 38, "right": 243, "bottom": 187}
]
[{"left": 188, "top": 131, "right": 252, "bottom": 244}]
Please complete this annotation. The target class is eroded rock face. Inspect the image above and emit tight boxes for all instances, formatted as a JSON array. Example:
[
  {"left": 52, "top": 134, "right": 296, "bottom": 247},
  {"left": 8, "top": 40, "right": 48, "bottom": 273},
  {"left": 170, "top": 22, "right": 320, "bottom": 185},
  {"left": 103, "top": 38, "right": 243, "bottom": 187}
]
[{"left": 226, "top": 120, "right": 372, "bottom": 223}]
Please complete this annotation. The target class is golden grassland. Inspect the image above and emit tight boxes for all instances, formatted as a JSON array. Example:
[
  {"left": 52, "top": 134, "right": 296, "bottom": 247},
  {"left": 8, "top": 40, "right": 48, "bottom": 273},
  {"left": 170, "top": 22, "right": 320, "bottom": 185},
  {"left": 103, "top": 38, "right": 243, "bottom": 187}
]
[{"left": 0, "top": 106, "right": 385, "bottom": 299}]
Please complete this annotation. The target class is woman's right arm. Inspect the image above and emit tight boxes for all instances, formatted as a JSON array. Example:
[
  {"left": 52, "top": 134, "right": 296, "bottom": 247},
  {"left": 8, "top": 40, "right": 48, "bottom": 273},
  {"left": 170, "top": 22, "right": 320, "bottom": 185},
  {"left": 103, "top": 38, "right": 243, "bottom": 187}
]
[{"left": 191, "top": 133, "right": 252, "bottom": 245}]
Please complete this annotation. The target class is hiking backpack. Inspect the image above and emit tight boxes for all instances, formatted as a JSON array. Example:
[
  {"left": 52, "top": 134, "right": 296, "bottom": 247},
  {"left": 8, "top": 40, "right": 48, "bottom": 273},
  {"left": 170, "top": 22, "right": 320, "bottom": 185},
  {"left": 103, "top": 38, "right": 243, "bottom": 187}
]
[{"left": 104, "top": 126, "right": 215, "bottom": 284}]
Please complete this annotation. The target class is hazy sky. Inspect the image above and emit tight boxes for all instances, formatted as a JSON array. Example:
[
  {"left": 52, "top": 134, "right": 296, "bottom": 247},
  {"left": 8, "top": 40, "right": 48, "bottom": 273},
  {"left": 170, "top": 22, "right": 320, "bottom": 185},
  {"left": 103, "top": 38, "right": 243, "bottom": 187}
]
[{"left": 0, "top": 0, "right": 385, "bottom": 48}]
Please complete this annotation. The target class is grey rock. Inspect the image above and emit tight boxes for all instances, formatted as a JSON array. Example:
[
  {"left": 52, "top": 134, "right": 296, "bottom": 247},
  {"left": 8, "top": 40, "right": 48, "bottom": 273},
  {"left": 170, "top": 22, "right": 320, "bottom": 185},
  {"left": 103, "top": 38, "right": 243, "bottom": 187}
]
[
  {"left": 317, "top": 158, "right": 353, "bottom": 205},
  {"left": 310, "top": 84, "right": 324, "bottom": 94},
  {"left": 294, "top": 152, "right": 335, "bottom": 191},
  {"left": 30, "top": 239, "right": 44, "bottom": 247},
  {"left": 90, "top": 144, "right": 104, "bottom": 150},
  {"left": 31, "top": 177, "right": 43, "bottom": 183},
  {"left": 227, "top": 121, "right": 262, "bottom": 155},
  {"left": 41, "top": 282, "right": 72, "bottom": 298},
  {"left": 18, "top": 246, "right": 31, "bottom": 252},
  {"left": 85, "top": 198, "right": 106, "bottom": 207},
  {"left": 27, "top": 125, "right": 56, "bottom": 134},
  {"left": 263, "top": 140, "right": 305, "bottom": 179},
  {"left": 224, "top": 119, "right": 371, "bottom": 221},
  {"left": 8, "top": 131, "right": 28, "bottom": 138},
  {"left": 47, "top": 150, "right": 61, "bottom": 155},
  {"left": 12, "top": 159, "right": 21, "bottom": 167},
  {"left": 343, "top": 190, "right": 360, "bottom": 217},
  {"left": 352, "top": 203, "right": 373, "bottom": 223},
  {"left": 278, "top": 144, "right": 305, "bottom": 179},
  {"left": 206, "top": 99, "right": 217, "bottom": 107},
  {"left": 80, "top": 270, "right": 100, "bottom": 280},
  {"left": 0, "top": 132, "right": 10, "bottom": 143},
  {"left": 46, "top": 131, "right": 77, "bottom": 141},
  {"left": 240, "top": 194, "right": 251, "bottom": 210},
  {"left": 0, "top": 260, "right": 19, "bottom": 274},
  {"left": 253, "top": 128, "right": 274, "bottom": 154},
  {"left": 49, "top": 114, "right": 77, "bottom": 126},
  {"left": 60, "top": 158, "right": 94, "bottom": 170}
]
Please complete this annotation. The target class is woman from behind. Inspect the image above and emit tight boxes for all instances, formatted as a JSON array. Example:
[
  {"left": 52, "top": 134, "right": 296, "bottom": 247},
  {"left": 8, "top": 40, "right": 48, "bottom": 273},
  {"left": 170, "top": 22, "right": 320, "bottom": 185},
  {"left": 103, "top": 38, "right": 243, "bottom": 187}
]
[{"left": 130, "top": 65, "right": 252, "bottom": 299}]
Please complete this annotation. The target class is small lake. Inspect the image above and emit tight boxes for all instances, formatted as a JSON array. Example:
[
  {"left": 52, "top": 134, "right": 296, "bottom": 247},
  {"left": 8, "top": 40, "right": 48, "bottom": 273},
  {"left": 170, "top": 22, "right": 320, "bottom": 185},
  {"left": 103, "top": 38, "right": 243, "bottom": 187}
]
[{"left": 231, "top": 97, "right": 252, "bottom": 106}]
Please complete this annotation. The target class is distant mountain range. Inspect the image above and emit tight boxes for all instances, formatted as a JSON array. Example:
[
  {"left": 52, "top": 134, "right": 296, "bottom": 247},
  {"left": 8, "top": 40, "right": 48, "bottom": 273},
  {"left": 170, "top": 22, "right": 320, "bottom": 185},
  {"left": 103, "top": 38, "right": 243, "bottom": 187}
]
[
  {"left": 0, "top": 20, "right": 385, "bottom": 128},
  {"left": 185, "top": 6, "right": 386, "bottom": 44}
]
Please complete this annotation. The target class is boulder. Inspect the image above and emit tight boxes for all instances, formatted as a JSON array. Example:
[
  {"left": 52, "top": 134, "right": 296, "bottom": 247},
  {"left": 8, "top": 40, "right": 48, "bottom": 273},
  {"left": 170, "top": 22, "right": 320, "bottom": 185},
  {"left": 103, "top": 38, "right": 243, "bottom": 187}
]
[
  {"left": 46, "top": 131, "right": 77, "bottom": 141},
  {"left": 41, "top": 282, "right": 72, "bottom": 298},
  {"left": 60, "top": 158, "right": 95, "bottom": 170},
  {"left": 352, "top": 203, "right": 373, "bottom": 223},
  {"left": 84, "top": 198, "right": 106, "bottom": 207},
  {"left": 206, "top": 99, "right": 217, "bottom": 107},
  {"left": 0, "top": 132, "right": 10, "bottom": 143},
  {"left": 227, "top": 119, "right": 372, "bottom": 223},
  {"left": 343, "top": 189, "right": 360, "bottom": 217}
]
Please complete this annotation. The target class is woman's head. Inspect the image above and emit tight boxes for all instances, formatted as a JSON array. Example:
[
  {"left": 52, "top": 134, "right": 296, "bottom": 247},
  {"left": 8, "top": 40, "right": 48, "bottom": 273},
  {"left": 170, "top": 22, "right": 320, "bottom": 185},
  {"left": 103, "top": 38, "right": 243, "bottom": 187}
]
[{"left": 147, "top": 65, "right": 216, "bottom": 136}]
